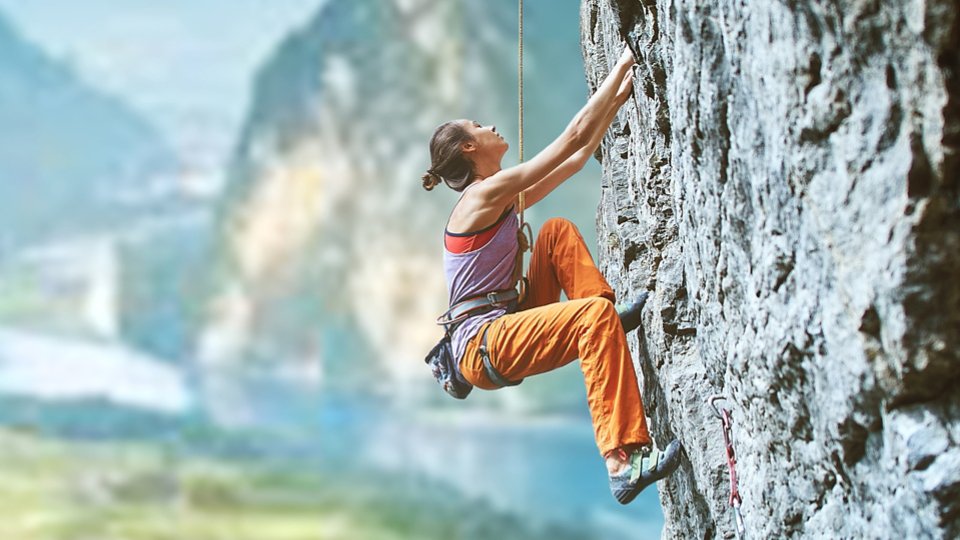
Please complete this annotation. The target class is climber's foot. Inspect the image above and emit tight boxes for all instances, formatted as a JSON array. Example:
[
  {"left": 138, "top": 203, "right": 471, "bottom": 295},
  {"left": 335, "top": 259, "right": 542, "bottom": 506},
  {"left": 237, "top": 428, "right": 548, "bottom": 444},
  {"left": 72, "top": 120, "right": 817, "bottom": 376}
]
[
  {"left": 608, "top": 439, "right": 682, "bottom": 505},
  {"left": 617, "top": 291, "right": 649, "bottom": 334}
]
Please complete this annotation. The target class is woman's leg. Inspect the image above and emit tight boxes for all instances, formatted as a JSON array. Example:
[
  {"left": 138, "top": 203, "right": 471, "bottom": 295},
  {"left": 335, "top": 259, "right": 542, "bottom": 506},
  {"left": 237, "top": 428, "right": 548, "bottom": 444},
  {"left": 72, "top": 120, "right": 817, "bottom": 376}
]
[
  {"left": 460, "top": 298, "right": 652, "bottom": 456},
  {"left": 520, "top": 218, "right": 615, "bottom": 309}
]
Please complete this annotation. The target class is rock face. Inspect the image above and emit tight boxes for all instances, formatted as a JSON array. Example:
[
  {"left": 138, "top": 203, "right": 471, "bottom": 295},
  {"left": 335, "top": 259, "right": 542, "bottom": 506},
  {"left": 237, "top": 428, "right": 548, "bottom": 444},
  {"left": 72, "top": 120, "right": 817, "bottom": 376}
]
[{"left": 581, "top": 0, "right": 959, "bottom": 538}]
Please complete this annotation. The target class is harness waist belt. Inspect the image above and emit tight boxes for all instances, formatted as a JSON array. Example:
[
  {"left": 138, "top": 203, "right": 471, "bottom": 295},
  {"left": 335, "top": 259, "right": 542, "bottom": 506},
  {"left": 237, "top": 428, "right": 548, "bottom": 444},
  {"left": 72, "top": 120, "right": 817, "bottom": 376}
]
[{"left": 437, "top": 288, "right": 518, "bottom": 328}]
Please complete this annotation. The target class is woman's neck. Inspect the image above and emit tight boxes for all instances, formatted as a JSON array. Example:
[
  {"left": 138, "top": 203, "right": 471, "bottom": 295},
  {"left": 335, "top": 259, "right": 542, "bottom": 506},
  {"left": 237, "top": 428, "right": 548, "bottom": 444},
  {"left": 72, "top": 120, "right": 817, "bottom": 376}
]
[{"left": 472, "top": 159, "right": 501, "bottom": 180}]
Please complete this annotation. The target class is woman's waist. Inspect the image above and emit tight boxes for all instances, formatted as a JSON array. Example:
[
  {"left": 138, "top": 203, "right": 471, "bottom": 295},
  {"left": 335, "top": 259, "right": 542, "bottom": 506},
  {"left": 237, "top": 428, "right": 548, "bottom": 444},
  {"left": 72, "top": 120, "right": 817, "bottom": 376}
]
[{"left": 449, "top": 307, "right": 509, "bottom": 362}]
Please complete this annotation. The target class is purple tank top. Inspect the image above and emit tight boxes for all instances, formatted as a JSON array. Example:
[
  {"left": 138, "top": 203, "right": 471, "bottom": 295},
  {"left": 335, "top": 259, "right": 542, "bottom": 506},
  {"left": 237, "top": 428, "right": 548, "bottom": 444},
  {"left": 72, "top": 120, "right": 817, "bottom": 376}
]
[{"left": 443, "top": 205, "right": 519, "bottom": 363}]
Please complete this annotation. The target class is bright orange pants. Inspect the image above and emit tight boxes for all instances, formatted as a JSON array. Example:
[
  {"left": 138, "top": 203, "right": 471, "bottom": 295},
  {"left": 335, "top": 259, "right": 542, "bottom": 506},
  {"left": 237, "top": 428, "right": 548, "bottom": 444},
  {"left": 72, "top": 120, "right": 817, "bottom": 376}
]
[{"left": 459, "top": 218, "right": 652, "bottom": 455}]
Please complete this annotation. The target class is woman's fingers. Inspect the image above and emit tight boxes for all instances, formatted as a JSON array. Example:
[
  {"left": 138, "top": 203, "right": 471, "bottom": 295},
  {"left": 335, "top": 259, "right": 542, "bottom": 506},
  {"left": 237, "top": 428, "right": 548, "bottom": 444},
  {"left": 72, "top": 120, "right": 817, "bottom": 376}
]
[
  {"left": 615, "top": 66, "right": 635, "bottom": 102},
  {"left": 618, "top": 45, "right": 636, "bottom": 67}
]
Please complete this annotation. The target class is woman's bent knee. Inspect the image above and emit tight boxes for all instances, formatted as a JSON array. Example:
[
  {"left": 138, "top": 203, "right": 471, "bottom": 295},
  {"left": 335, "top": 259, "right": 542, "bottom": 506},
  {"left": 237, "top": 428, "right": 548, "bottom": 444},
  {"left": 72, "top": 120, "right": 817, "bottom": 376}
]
[
  {"left": 543, "top": 217, "right": 576, "bottom": 234},
  {"left": 579, "top": 297, "right": 618, "bottom": 323}
]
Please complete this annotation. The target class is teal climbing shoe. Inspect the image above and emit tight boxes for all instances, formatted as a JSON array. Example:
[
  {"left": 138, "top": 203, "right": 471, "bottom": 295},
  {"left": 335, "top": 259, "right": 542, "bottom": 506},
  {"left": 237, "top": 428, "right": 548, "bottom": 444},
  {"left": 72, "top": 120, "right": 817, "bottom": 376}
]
[
  {"left": 617, "top": 291, "right": 649, "bottom": 334},
  {"left": 609, "top": 439, "right": 682, "bottom": 505}
]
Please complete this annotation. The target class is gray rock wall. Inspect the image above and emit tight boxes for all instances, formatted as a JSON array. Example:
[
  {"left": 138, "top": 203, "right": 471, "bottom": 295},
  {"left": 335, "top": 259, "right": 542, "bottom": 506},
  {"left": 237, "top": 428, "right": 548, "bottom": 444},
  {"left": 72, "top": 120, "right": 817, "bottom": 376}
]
[{"left": 580, "top": 0, "right": 959, "bottom": 538}]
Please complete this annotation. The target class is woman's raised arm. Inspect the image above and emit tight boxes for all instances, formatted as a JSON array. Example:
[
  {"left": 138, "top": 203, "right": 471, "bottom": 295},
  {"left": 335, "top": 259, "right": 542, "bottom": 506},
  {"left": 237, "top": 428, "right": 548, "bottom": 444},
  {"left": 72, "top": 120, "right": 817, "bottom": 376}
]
[
  {"left": 520, "top": 52, "right": 636, "bottom": 208},
  {"left": 472, "top": 46, "right": 637, "bottom": 208}
]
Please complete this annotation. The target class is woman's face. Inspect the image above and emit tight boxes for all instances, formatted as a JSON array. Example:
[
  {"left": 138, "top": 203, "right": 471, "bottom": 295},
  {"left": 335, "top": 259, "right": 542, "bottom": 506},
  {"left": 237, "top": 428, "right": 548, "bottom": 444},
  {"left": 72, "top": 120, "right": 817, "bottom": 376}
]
[{"left": 461, "top": 120, "right": 509, "bottom": 162}]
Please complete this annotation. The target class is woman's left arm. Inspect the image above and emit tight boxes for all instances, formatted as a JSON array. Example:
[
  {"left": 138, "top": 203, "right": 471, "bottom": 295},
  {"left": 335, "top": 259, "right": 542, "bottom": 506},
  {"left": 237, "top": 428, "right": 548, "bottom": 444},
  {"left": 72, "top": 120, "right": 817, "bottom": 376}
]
[
  {"left": 518, "top": 147, "right": 593, "bottom": 208},
  {"left": 519, "top": 56, "right": 635, "bottom": 209}
]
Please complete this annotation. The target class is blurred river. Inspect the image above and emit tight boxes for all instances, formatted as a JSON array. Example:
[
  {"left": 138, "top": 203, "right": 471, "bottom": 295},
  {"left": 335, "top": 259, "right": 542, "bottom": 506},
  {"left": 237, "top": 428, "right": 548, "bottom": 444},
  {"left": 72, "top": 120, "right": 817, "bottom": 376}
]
[
  {"left": 201, "top": 365, "right": 665, "bottom": 537},
  {"left": 0, "top": 327, "right": 663, "bottom": 538}
]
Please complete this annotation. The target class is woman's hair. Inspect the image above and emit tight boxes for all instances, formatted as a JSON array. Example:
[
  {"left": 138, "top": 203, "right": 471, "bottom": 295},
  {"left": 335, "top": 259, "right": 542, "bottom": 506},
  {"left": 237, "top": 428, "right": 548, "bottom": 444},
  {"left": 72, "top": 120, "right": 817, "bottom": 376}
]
[{"left": 422, "top": 120, "right": 475, "bottom": 192}]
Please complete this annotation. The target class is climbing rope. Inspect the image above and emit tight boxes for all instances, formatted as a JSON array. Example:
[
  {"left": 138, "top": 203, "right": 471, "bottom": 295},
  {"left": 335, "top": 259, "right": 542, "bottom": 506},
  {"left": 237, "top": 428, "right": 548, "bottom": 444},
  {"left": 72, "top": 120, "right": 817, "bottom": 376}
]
[
  {"left": 708, "top": 395, "right": 746, "bottom": 539},
  {"left": 513, "top": 0, "right": 533, "bottom": 302},
  {"left": 518, "top": 0, "right": 524, "bottom": 166}
]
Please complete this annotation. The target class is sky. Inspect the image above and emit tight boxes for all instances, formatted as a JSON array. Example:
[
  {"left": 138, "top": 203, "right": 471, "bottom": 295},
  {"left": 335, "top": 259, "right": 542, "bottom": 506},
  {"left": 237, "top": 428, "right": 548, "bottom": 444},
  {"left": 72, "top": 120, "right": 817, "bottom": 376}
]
[{"left": 0, "top": 0, "right": 325, "bottom": 167}]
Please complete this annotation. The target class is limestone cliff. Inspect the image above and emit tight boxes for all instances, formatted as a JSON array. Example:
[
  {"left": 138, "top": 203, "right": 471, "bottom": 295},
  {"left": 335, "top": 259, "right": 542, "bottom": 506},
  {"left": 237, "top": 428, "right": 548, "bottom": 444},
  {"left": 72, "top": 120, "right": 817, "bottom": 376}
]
[{"left": 582, "top": 0, "right": 959, "bottom": 538}]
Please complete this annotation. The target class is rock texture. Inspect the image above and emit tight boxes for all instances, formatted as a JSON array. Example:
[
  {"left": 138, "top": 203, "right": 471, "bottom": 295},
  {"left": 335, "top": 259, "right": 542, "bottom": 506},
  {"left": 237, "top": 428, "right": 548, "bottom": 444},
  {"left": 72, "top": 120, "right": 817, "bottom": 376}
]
[{"left": 581, "top": 0, "right": 959, "bottom": 538}]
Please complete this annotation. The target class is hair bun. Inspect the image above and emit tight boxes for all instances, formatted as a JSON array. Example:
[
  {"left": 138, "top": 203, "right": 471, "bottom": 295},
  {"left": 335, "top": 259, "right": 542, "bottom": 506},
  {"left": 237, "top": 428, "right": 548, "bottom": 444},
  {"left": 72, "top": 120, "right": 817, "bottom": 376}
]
[{"left": 421, "top": 170, "right": 441, "bottom": 191}]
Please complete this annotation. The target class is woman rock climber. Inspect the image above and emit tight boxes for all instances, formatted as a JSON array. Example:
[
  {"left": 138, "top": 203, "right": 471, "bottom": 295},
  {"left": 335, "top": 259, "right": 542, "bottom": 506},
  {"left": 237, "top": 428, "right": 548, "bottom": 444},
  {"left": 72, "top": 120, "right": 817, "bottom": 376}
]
[{"left": 421, "top": 46, "right": 681, "bottom": 504}]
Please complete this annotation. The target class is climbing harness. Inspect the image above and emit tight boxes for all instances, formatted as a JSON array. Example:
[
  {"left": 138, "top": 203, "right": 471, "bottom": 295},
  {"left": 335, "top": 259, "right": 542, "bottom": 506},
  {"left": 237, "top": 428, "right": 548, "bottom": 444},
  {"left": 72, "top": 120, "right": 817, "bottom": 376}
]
[
  {"left": 708, "top": 395, "right": 747, "bottom": 540},
  {"left": 433, "top": 289, "right": 523, "bottom": 391},
  {"left": 513, "top": 0, "right": 533, "bottom": 303},
  {"left": 437, "top": 288, "right": 519, "bottom": 327}
]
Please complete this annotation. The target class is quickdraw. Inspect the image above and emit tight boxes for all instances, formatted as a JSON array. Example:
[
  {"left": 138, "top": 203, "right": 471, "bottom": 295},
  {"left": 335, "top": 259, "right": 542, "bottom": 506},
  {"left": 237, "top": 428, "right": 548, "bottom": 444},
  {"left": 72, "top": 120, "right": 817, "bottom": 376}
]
[{"left": 708, "top": 395, "right": 746, "bottom": 539}]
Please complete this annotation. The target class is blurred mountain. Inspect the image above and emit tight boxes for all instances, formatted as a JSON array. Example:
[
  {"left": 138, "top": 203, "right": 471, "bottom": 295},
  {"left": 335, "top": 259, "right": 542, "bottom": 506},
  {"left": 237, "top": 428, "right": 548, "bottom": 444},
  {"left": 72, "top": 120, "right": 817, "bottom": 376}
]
[
  {"left": 0, "top": 11, "right": 218, "bottom": 361},
  {"left": 198, "top": 0, "right": 596, "bottom": 415},
  {"left": 0, "top": 11, "right": 178, "bottom": 250}
]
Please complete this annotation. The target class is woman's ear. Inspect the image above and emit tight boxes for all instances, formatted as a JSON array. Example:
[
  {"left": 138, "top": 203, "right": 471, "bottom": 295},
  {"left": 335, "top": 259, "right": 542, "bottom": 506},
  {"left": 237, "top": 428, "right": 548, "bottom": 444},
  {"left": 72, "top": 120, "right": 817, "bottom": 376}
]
[{"left": 461, "top": 141, "right": 476, "bottom": 154}]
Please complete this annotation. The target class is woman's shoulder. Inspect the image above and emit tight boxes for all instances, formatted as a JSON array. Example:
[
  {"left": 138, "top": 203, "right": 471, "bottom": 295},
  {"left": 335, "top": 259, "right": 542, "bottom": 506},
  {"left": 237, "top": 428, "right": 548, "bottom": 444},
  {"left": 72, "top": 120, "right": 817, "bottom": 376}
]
[
  {"left": 447, "top": 183, "right": 513, "bottom": 232},
  {"left": 446, "top": 201, "right": 515, "bottom": 236}
]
